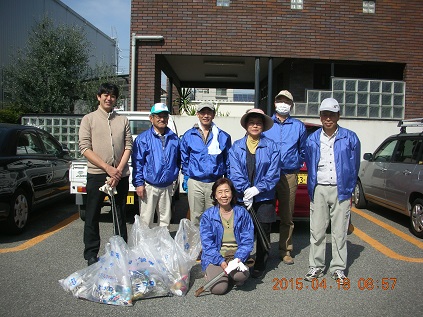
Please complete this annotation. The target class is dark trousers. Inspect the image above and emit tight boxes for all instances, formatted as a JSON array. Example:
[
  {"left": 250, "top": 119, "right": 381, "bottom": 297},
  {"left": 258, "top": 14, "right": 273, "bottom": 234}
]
[
  {"left": 254, "top": 221, "right": 272, "bottom": 271},
  {"left": 84, "top": 173, "right": 129, "bottom": 260}
]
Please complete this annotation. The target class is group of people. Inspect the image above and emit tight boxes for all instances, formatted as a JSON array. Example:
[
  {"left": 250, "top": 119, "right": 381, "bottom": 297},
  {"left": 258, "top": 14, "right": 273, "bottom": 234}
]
[{"left": 79, "top": 82, "right": 360, "bottom": 295}]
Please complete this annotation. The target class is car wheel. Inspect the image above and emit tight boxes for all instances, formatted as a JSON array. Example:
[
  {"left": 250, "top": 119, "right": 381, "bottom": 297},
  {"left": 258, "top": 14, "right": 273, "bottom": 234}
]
[
  {"left": 354, "top": 181, "right": 367, "bottom": 209},
  {"left": 7, "top": 188, "right": 30, "bottom": 234},
  {"left": 410, "top": 198, "right": 423, "bottom": 238}
]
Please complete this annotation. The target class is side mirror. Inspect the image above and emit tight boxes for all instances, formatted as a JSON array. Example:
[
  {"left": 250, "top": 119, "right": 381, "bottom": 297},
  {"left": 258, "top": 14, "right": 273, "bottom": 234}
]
[
  {"left": 60, "top": 144, "right": 73, "bottom": 159},
  {"left": 363, "top": 153, "right": 373, "bottom": 161}
]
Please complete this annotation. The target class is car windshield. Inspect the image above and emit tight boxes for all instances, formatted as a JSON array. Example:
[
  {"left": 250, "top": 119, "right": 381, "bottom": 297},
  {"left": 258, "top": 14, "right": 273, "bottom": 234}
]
[
  {"left": 129, "top": 120, "right": 152, "bottom": 136},
  {"left": 373, "top": 139, "right": 397, "bottom": 162}
]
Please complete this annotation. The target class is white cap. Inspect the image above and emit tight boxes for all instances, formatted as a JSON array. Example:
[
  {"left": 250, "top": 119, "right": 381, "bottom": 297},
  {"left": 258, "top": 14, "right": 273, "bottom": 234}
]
[{"left": 319, "top": 98, "right": 340, "bottom": 112}]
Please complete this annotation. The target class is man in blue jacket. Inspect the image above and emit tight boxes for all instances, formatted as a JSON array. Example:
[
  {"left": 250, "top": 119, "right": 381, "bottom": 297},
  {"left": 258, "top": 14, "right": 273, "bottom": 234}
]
[
  {"left": 263, "top": 90, "right": 307, "bottom": 265},
  {"left": 304, "top": 98, "right": 360, "bottom": 285},
  {"left": 180, "top": 102, "right": 232, "bottom": 226},
  {"left": 132, "top": 103, "right": 180, "bottom": 228}
]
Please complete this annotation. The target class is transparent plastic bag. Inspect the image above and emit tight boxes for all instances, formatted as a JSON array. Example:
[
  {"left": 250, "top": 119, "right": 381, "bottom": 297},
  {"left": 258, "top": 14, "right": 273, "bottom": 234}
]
[
  {"left": 60, "top": 216, "right": 201, "bottom": 304},
  {"left": 171, "top": 218, "right": 202, "bottom": 295},
  {"left": 59, "top": 236, "right": 133, "bottom": 306},
  {"left": 174, "top": 218, "right": 202, "bottom": 267},
  {"left": 129, "top": 215, "right": 201, "bottom": 296},
  {"left": 127, "top": 217, "right": 171, "bottom": 299}
]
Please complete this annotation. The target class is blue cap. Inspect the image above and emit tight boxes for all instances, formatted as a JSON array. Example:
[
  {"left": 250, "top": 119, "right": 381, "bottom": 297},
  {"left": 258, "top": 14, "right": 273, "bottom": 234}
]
[{"left": 150, "top": 103, "right": 169, "bottom": 114}]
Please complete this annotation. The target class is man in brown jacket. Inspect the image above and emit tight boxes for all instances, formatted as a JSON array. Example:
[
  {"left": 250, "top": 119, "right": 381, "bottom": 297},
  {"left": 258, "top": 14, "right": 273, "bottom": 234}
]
[{"left": 78, "top": 83, "right": 132, "bottom": 266}]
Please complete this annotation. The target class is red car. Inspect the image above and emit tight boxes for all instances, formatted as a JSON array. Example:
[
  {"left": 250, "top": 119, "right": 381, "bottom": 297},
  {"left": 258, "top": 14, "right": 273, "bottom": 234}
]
[{"left": 276, "top": 122, "right": 321, "bottom": 219}]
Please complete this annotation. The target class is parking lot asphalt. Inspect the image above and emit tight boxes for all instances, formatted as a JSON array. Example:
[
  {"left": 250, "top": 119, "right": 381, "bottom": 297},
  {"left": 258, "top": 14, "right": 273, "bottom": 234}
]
[{"left": 0, "top": 194, "right": 422, "bottom": 317}]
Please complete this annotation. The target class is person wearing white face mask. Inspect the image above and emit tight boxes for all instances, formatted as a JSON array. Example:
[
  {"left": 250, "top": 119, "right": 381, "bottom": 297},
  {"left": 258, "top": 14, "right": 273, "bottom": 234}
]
[{"left": 263, "top": 90, "right": 307, "bottom": 265}]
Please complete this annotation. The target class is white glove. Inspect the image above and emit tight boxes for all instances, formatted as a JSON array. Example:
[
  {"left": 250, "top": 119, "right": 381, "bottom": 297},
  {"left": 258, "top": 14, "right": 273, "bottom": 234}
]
[
  {"left": 237, "top": 262, "right": 248, "bottom": 272},
  {"left": 224, "top": 258, "right": 240, "bottom": 274},
  {"left": 243, "top": 196, "right": 253, "bottom": 210},
  {"left": 244, "top": 186, "right": 259, "bottom": 200},
  {"left": 99, "top": 182, "right": 117, "bottom": 196}
]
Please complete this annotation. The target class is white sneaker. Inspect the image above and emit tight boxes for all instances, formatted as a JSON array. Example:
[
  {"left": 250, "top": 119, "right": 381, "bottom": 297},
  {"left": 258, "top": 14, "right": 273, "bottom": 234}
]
[
  {"left": 304, "top": 267, "right": 324, "bottom": 281},
  {"left": 331, "top": 270, "right": 347, "bottom": 285}
]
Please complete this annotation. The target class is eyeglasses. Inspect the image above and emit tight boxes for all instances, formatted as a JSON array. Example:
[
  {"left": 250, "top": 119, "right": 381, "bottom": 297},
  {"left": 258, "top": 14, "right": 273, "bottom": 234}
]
[
  {"left": 247, "top": 120, "right": 263, "bottom": 126},
  {"left": 153, "top": 113, "right": 169, "bottom": 119},
  {"left": 197, "top": 109, "right": 214, "bottom": 116}
]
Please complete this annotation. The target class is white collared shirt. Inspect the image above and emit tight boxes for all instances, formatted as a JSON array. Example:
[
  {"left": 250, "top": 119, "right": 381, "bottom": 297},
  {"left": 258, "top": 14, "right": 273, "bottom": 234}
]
[{"left": 316, "top": 128, "right": 338, "bottom": 185}]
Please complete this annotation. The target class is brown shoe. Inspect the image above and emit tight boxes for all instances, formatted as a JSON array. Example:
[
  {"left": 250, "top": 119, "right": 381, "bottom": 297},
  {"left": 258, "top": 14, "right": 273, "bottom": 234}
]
[
  {"left": 347, "top": 222, "right": 355, "bottom": 235},
  {"left": 196, "top": 250, "right": 202, "bottom": 263},
  {"left": 282, "top": 253, "right": 294, "bottom": 265}
]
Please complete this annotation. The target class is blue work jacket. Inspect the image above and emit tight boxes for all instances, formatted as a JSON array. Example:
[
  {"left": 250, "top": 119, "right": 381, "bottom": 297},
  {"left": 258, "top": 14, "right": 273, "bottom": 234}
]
[
  {"left": 199, "top": 205, "right": 254, "bottom": 271},
  {"left": 229, "top": 135, "right": 281, "bottom": 202},
  {"left": 131, "top": 126, "right": 180, "bottom": 188},
  {"left": 180, "top": 126, "right": 231, "bottom": 183},
  {"left": 305, "top": 126, "right": 361, "bottom": 201},
  {"left": 263, "top": 115, "right": 306, "bottom": 173}
]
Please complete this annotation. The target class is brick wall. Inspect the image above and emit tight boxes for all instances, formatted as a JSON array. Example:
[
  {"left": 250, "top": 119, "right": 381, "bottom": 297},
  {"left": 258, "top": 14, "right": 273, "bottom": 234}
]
[{"left": 131, "top": 0, "right": 423, "bottom": 117}]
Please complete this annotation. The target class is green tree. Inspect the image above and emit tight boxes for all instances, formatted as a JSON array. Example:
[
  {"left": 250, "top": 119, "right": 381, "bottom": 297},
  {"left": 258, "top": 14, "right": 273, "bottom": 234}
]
[
  {"left": 78, "top": 62, "right": 121, "bottom": 113},
  {"left": 0, "top": 103, "right": 23, "bottom": 123},
  {"left": 173, "top": 88, "right": 230, "bottom": 116},
  {"left": 174, "top": 88, "right": 196, "bottom": 115},
  {"left": 3, "top": 17, "right": 90, "bottom": 114}
]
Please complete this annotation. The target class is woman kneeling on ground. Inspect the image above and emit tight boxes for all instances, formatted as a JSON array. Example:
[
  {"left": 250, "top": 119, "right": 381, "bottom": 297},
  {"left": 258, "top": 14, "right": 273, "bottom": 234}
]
[{"left": 199, "top": 178, "right": 254, "bottom": 295}]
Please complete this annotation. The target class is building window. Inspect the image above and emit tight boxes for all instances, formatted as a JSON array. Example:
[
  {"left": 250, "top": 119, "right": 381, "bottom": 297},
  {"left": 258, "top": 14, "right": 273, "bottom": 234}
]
[
  {"left": 291, "top": 0, "right": 303, "bottom": 10},
  {"left": 363, "top": 1, "right": 376, "bottom": 14},
  {"left": 217, "top": 0, "right": 230, "bottom": 7},
  {"left": 197, "top": 89, "right": 209, "bottom": 94},
  {"left": 293, "top": 77, "right": 405, "bottom": 120},
  {"left": 216, "top": 88, "right": 227, "bottom": 96}
]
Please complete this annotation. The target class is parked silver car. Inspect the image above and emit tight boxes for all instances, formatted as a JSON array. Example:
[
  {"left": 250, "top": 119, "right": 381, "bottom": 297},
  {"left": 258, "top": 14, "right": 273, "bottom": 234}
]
[{"left": 354, "top": 118, "right": 423, "bottom": 238}]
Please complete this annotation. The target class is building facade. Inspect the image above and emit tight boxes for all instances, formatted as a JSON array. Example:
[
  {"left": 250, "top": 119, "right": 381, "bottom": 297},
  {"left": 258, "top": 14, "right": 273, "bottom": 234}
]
[
  {"left": 130, "top": 0, "right": 422, "bottom": 119},
  {"left": 0, "top": 0, "right": 117, "bottom": 104}
]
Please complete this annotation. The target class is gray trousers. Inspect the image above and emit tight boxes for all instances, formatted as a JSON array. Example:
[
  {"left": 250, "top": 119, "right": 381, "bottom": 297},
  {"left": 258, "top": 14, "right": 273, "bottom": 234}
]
[
  {"left": 187, "top": 178, "right": 214, "bottom": 226},
  {"left": 205, "top": 264, "right": 249, "bottom": 295},
  {"left": 309, "top": 185, "right": 350, "bottom": 273}
]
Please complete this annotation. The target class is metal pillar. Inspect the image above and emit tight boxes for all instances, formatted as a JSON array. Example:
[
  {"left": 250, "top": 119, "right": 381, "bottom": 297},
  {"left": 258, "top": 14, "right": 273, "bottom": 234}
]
[
  {"left": 130, "top": 34, "right": 164, "bottom": 111},
  {"left": 267, "top": 57, "right": 273, "bottom": 115},
  {"left": 168, "top": 78, "right": 173, "bottom": 114},
  {"left": 254, "top": 57, "right": 260, "bottom": 109}
]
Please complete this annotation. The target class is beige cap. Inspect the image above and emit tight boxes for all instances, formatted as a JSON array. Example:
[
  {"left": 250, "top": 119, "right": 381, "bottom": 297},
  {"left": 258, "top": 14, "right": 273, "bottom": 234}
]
[
  {"left": 240, "top": 108, "right": 274, "bottom": 131},
  {"left": 196, "top": 102, "right": 215, "bottom": 112},
  {"left": 275, "top": 90, "right": 293, "bottom": 101}
]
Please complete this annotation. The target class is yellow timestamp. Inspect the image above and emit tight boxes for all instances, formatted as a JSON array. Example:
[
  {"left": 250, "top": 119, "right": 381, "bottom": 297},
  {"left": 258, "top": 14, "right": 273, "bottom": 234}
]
[{"left": 272, "top": 277, "right": 397, "bottom": 291}]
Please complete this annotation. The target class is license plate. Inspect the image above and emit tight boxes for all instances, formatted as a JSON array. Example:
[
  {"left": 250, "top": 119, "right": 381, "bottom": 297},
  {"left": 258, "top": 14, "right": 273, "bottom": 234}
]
[
  {"left": 127, "top": 192, "right": 134, "bottom": 204},
  {"left": 298, "top": 173, "right": 307, "bottom": 185}
]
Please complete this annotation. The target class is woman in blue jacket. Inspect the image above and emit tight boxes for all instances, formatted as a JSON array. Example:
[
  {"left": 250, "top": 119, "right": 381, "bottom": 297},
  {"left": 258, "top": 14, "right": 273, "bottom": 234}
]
[
  {"left": 200, "top": 178, "right": 254, "bottom": 295},
  {"left": 229, "top": 109, "right": 280, "bottom": 278}
]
